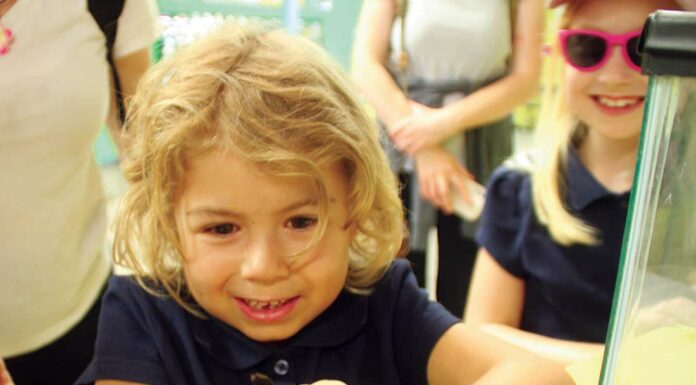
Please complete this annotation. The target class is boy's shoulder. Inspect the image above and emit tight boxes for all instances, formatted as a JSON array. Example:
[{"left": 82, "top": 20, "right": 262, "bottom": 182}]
[
  {"left": 368, "top": 259, "right": 420, "bottom": 303},
  {"left": 104, "top": 274, "right": 188, "bottom": 319},
  {"left": 107, "top": 274, "right": 168, "bottom": 296},
  {"left": 369, "top": 258, "right": 455, "bottom": 323},
  {"left": 377, "top": 258, "right": 414, "bottom": 286}
]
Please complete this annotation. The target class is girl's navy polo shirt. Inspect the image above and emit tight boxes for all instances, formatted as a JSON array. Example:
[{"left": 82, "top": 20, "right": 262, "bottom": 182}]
[
  {"left": 476, "top": 150, "right": 629, "bottom": 343},
  {"left": 76, "top": 259, "right": 459, "bottom": 385}
]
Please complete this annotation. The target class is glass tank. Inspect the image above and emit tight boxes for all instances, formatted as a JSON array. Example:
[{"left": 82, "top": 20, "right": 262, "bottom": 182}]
[{"left": 597, "top": 10, "right": 696, "bottom": 385}]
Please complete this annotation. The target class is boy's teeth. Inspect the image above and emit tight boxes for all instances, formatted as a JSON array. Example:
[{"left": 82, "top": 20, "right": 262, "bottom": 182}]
[
  {"left": 597, "top": 96, "right": 639, "bottom": 108},
  {"left": 246, "top": 299, "right": 287, "bottom": 310}
]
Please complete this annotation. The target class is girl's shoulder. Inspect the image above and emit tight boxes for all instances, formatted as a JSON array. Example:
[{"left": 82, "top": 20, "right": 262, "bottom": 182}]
[
  {"left": 476, "top": 152, "right": 540, "bottom": 277},
  {"left": 486, "top": 150, "right": 538, "bottom": 207}
]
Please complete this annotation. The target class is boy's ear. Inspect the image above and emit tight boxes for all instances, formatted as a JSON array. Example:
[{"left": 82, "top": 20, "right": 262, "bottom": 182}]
[{"left": 343, "top": 219, "right": 359, "bottom": 238}]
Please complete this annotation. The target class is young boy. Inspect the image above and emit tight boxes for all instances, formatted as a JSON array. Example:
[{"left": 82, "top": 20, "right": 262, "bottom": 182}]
[{"left": 76, "top": 24, "right": 571, "bottom": 385}]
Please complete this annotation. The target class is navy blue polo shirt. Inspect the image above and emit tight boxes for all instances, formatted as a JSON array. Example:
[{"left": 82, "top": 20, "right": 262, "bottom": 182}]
[
  {"left": 476, "top": 150, "right": 629, "bottom": 342},
  {"left": 76, "top": 259, "right": 459, "bottom": 385}
]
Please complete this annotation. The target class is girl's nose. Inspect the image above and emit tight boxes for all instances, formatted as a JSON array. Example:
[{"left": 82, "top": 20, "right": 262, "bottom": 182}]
[
  {"left": 597, "top": 45, "right": 635, "bottom": 84},
  {"left": 239, "top": 234, "right": 292, "bottom": 283}
]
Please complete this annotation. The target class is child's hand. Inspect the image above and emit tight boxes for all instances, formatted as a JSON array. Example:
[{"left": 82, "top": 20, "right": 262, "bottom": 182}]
[
  {"left": 0, "top": 358, "right": 15, "bottom": 385},
  {"left": 635, "top": 296, "right": 696, "bottom": 334}
]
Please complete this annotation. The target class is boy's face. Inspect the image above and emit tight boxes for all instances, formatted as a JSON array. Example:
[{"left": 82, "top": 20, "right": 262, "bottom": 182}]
[{"left": 175, "top": 150, "right": 353, "bottom": 342}]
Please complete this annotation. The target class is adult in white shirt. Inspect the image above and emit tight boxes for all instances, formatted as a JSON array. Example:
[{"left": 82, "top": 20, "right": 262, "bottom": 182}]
[
  {"left": 352, "top": 0, "right": 544, "bottom": 317},
  {"left": 0, "top": 0, "right": 159, "bottom": 383}
]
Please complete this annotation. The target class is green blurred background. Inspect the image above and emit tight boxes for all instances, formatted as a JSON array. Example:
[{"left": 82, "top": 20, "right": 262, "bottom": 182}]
[{"left": 95, "top": 0, "right": 542, "bottom": 165}]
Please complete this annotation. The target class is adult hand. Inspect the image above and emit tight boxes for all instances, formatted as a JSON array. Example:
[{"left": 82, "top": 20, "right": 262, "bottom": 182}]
[
  {"left": 413, "top": 146, "right": 473, "bottom": 214},
  {"left": 0, "top": 358, "right": 14, "bottom": 385},
  {"left": 303, "top": 381, "right": 348, "bottom": 385},
  {"left": 389, "top": 101, "right": 454, "bottom": 155}
]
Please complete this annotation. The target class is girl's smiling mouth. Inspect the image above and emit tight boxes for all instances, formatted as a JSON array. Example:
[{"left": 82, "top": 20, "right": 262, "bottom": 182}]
[{"left": 591, "top": 95, "right": 645, "bottom": 115}]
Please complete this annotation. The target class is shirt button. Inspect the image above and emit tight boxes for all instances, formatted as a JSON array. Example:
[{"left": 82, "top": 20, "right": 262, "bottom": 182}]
[{"left": 274, "top": 359, "right": 290, "bottom": 376}]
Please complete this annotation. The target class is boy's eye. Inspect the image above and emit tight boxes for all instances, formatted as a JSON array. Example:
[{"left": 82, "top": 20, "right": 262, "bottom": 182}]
[
  {"left": 205, "top": 223, "right": 238, "bottom": 235},
  {"left": 287, "top": 216, "right": 317, "bottom": 230}
]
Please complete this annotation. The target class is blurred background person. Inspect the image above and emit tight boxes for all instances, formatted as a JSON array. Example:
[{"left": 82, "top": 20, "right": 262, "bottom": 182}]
[
  {"left": 351, "top": 0, "right": 544, "bottom": 316},
  {"left": 0, "top": 0, "right": 159, "bottom": 383}
]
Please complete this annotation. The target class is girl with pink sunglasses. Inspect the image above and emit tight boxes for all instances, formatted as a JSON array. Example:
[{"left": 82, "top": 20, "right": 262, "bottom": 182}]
[{"left": 465, "top": 0, "right": 692, "bottom": 366}]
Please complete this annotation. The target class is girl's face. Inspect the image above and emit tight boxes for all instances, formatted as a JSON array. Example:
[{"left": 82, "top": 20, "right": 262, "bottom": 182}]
[
  {"left": 564, "top": 0, "right": 672, "bottom": 142},
  {"left": 175, "top": 150, "right": 353, "bottom": 342}
]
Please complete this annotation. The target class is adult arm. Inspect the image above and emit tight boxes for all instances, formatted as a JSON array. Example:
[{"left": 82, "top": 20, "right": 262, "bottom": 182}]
[
  {"left": 105, "top": 0, "right": 159, "bottom": 152},
  {"left": 106, "top": 47, "right": 152, "bottom": 153},
  {"left": 352, "top": 0, "right": 475, "bottom": 212},
  {"left": 351, "top": 0, "right": 411, "bottom": 129},
  {"left": 390, "top": 0, "right": 545, "bottom": 154},
  {"left": 465, "top": 249, "right": 603, "bottom": 366}
]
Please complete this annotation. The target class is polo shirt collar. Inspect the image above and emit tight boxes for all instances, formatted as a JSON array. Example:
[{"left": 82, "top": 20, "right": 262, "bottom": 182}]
[
  {"left": 189, "top": 289, "right": 367, "bottom": 370},
  {"left": 566, "top": 147, "right": 616, "bottom": 210}
]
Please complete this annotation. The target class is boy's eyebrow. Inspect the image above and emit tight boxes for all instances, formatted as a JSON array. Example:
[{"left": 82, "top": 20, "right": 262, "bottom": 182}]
[{"left": 185, "top": 198, "right": 319, "bottom": 218}]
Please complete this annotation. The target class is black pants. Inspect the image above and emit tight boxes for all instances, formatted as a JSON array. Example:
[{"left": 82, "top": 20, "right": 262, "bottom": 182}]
[
  {"left": 399, "top": 173, "right": 427, "bottom": 286},
  {"left": 436, "top": 210, "right": 478, "bottom": 317},
  {"left": 5, "top": 291, "right": 103, "bottom": 385},
  {"left": 399, "top": 173, "right": 478, "bottom": 317}
]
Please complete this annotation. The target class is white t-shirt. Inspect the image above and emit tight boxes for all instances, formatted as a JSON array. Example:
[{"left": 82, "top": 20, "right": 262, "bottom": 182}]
[
  {"left": 390, "top": 0, "right": 512, "bottom": 83},
  {"left": 0, "top": 0, "right": 159, "bottom": 357}
]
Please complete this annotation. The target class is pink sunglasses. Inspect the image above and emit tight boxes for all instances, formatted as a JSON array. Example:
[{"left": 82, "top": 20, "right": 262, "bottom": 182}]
[{"left": 559, "top": 29, "right": 643, "bottom": 72}]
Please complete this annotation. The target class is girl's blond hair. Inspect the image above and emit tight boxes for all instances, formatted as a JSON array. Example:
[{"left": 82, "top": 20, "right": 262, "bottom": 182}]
[
  {"left": 114, "top": 24, "right": 405, "bottom": 312},
  {"left": 530, "top": 0, "right": 681, "bottom": 246},
  {"left": 530, "top": 2, "right": 599, "bottom": 246}
]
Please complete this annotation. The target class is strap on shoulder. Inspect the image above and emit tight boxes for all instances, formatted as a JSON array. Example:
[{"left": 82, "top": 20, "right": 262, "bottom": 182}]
[{"left": 88, "top": 0, "right": 127, "bottom": 123}]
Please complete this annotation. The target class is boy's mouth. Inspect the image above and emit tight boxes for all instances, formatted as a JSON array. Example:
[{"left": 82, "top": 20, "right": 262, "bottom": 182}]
[
  {"left": 235, "top": 296, "right": 300, "bottom": 322},
  {"left": 243, "top": 298, "right": 293, "bottom": 310}
]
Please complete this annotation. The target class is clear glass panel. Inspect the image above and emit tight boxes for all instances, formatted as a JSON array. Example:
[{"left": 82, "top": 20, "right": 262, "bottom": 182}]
[{"left": 599, "top": 76, "right": 696, "bottom": 385}]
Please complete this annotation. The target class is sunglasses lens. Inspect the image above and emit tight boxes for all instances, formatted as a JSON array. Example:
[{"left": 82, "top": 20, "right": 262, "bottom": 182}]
[
  {"left": 565, "top": 33, "right": 606, "bottom": 68},
  {"left": 627, "top": 36, "right": 642, "bottom": 68}
]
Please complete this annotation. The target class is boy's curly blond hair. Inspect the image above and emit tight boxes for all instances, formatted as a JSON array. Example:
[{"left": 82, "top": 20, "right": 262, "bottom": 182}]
[{"left": 114, "top": 24, "right": 405, "bottom": 312}]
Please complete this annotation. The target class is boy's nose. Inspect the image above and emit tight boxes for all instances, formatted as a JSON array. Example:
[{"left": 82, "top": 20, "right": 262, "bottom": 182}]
[{"left": 240, "top": 235, "right": 292, "bottom": 283}]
